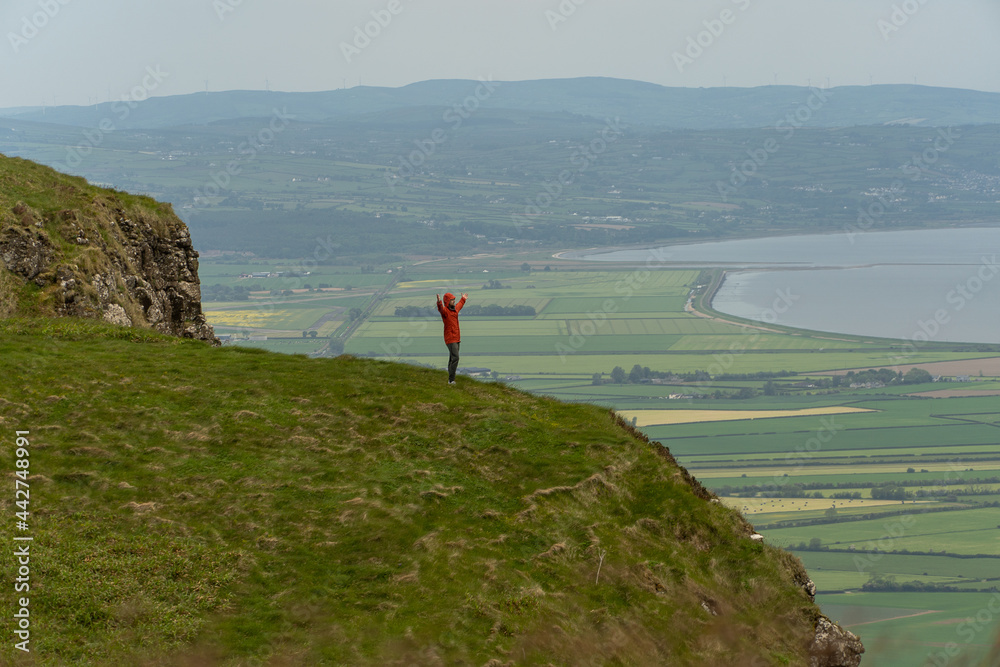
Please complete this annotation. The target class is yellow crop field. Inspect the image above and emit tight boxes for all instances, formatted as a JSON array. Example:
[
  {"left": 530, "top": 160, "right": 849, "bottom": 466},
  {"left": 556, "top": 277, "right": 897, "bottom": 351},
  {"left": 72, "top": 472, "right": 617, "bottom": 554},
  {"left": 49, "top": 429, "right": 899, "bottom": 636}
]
[
  {"left": 719, "top": 497, "right": 932, "bottom": 515},
  {"left": 618, "top": 406, "right": 875, "bottom": 427},
  {"left": 205, "top": 309, "right": 288, "bottom": 328}
]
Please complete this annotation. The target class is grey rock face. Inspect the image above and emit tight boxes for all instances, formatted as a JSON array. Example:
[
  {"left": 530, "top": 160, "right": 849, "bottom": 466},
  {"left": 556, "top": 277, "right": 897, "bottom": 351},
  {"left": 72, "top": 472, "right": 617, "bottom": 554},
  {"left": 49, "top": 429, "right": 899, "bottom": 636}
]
[
  {"left": 1, "top": 200, "right": 217, "bottom": 344},
  {"left": 809, "top": 617, "right": 865, "bottom": 667},
  {"left": 0, "top": 225, "right": 53, "bottom": 281}
]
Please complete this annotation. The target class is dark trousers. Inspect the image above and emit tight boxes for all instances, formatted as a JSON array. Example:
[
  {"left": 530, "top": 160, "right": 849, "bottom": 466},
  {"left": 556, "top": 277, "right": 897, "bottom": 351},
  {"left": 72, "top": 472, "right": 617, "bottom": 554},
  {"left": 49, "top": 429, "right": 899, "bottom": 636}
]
[{"left": 446, "top": 342, "right": 460, "bottom": 382}]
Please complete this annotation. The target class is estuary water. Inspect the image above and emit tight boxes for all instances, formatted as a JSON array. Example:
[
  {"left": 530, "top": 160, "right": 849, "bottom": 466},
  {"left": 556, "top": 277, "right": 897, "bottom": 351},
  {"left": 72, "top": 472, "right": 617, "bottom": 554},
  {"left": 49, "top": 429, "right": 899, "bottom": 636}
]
[{"left": 572, "top": 228, "right": 1000, "bottom": 344}]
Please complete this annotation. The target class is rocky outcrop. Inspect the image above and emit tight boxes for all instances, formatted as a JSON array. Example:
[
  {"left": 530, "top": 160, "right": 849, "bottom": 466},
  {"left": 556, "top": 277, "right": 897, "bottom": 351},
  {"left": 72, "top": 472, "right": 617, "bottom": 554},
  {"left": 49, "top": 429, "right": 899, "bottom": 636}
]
[
  {"left": 0, "top": 157, "right": 216, "bottom": 343},
  {"left": 809, "top": 617, "right": 865, "bottom": 667}
]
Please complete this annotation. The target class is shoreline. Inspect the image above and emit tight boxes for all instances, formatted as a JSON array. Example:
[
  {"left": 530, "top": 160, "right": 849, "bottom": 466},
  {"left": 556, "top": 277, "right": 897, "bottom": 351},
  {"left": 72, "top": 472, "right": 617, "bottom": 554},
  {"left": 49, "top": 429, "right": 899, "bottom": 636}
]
[{"left": 552, "top": 224, "right": 1000, "bottom": 263}]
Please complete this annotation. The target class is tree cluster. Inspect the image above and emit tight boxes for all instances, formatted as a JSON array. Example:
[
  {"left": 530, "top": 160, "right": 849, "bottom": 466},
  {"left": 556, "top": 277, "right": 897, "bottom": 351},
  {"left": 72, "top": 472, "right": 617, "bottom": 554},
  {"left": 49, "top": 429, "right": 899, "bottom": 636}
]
[
  {"left": 862, "top": 575, "right": 964, "bottom": 593},
  {"left": 808, "top": 367, "right": 934, "bottom": 388},
  {"left": 202, "top": 284, "right": 252, "bottom": 302},
  {"left": 394, "top": 304, "right": 536, "bottom": 318}
]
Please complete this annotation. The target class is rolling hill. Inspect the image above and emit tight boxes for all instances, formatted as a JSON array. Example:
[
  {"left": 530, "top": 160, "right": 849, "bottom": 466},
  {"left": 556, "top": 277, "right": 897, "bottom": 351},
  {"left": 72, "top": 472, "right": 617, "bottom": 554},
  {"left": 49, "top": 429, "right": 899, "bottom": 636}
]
[{"left": 3, "top": 78, "right": 999, "bottom": 130}]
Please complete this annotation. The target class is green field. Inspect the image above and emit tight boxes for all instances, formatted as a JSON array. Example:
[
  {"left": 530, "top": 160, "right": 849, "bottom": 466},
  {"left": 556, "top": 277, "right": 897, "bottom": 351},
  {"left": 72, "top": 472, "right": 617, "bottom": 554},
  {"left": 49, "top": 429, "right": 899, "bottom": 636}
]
[
  {"left": 762, "top": 508, "right": 1000, "bottom": 554},
  {"left": 817, "top": 592, "right": 1000, "bottom": 667}
]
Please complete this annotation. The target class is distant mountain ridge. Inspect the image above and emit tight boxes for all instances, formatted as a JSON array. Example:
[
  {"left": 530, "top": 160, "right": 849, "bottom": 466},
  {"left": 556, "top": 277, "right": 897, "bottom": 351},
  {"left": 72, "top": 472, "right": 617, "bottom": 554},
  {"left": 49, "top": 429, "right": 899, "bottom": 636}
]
[{"left": 3, "top": 78, "right": 999, "bottom": 130}]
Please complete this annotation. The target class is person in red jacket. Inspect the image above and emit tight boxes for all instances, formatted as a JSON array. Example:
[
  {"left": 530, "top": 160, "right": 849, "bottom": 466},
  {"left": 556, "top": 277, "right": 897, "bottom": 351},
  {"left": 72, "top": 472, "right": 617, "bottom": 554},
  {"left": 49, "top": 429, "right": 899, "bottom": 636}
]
[{"left": 436, "top": 292, "right": 468, "bottom": 384}]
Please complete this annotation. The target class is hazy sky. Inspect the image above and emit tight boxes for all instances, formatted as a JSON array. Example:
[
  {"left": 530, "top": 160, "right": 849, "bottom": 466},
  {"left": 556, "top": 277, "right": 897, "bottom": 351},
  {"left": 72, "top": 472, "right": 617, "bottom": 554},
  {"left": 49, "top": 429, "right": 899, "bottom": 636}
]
[{"left": 2, "top": 0, "right": 998, "bottom": 108}]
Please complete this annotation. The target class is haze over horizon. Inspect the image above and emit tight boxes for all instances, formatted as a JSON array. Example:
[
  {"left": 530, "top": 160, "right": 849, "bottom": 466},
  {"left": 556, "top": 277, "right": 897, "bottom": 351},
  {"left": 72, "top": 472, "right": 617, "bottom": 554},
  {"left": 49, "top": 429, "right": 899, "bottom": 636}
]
[{"left": 3, "top": 0, "right": 998, "bottom": 108}]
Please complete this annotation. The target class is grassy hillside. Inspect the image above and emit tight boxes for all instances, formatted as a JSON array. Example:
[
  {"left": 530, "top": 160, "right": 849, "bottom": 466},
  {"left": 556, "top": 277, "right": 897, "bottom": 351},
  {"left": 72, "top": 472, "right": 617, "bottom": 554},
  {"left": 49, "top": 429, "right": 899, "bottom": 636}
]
[{"left": 0, "top": 317, "right": 833, "bottom": 665}]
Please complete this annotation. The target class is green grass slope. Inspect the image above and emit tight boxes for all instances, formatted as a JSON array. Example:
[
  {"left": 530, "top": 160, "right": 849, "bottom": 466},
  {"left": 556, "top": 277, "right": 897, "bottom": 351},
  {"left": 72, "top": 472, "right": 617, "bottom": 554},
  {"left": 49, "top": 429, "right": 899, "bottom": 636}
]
[{"left": 0, "top": 318, "right": 833, "bottom": 666}]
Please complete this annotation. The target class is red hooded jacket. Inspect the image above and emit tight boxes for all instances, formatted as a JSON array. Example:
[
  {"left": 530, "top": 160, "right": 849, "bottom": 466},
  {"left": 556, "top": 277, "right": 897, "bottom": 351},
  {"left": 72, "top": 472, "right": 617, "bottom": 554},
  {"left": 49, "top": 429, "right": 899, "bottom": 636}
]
[{"left": 436, "top": 292, "right": 466, "bottom": 344}]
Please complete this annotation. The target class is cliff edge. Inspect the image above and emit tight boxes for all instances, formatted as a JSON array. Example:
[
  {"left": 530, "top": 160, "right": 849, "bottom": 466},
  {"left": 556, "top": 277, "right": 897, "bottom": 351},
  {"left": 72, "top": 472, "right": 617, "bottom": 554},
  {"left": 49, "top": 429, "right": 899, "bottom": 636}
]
[{"left": 0, "top": 154, "right": 216, "bottom": 342}]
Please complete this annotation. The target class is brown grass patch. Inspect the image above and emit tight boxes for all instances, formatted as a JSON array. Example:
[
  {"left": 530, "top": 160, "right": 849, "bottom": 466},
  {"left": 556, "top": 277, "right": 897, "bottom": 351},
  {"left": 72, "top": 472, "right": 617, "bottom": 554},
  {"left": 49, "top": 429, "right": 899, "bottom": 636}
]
[
  {"left": 536, "top": 542, "right": 568, "bottom": 559},
  {"left": 66, "top": 446, "right": 112, "bottom": 457},
  {"left": 420, "top": 485, "right": 463, "bottom": 500},
  {"left": 124, "top": 501, "right": 159, "bottom": 514},
  {"left": 908, "top": 389, "right": 1000, "bottom": 398},
  {"left": 413, "top": 531, "right": 440, "bottom": 551}
]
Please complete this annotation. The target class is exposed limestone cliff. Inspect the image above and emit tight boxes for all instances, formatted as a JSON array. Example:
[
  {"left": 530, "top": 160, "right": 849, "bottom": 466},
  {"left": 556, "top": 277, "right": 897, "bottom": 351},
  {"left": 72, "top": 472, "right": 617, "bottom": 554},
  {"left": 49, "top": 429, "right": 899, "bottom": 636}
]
[{"left": 0, "top": 155, "right": 216, "bottom": 342}]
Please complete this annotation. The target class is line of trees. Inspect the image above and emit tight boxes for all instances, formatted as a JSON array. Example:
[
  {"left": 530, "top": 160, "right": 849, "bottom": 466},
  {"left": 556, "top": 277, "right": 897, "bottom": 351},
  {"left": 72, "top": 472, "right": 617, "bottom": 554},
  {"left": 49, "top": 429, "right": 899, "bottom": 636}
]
[
  {"left": 809, "top": 367, "right": 934, "bottom": 388},
  {"left": 596, "top": 368, "right": 797, "bottom": 384},
  {"left": 202, "top": 284, "right": 253, "bottom": 302},
  {"left": 598, "top": 365, "right": 758, "bottom": 398},
  {"left": 394, "top": 304, "right": 536, "bottom": 317},
  {"left": 862, "top": 575, "right": 970, "bottom": 593}
]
